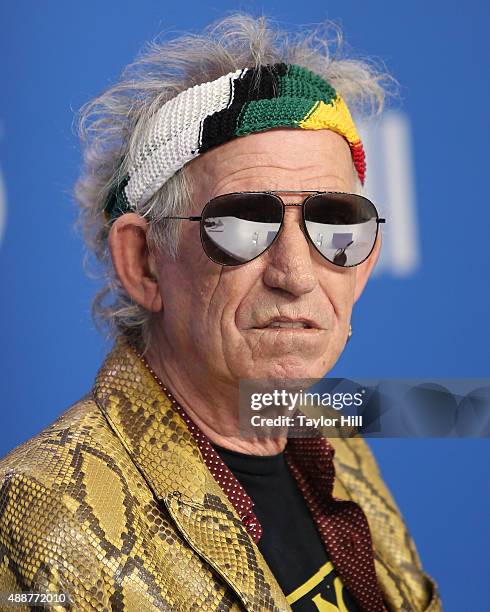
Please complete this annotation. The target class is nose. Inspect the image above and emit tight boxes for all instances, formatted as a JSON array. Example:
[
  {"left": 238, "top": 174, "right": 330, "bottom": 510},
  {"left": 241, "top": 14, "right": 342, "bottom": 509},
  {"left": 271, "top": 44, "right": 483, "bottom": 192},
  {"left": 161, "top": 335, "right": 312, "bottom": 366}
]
[{"left": 262, "top": 205, "right": 318, "bottom": 297}]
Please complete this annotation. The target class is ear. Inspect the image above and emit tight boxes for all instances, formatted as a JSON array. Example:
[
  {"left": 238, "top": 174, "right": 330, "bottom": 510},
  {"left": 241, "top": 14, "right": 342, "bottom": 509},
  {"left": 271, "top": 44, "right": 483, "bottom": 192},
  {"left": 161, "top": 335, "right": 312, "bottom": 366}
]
[
  {"left": 353, "top": 233, "right": 382, "bottom": 303},
  {"left": 108, "top": 213, "right": 162, "bottom": 313}
]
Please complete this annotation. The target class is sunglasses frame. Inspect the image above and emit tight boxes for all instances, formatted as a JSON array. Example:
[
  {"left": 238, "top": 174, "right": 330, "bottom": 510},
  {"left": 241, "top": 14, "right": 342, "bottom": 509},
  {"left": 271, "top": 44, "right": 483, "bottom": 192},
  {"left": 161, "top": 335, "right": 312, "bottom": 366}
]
[{"left": 164, "top": 190, "right": 386, "bottom": 268}]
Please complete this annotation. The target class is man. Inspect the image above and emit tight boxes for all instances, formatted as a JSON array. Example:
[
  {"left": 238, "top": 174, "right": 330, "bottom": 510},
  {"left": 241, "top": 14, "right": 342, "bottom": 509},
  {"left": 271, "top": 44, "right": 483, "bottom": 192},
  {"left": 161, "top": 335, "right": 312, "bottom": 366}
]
[{"left": 0, "top": 14, "right": 440, "bottom": 612}]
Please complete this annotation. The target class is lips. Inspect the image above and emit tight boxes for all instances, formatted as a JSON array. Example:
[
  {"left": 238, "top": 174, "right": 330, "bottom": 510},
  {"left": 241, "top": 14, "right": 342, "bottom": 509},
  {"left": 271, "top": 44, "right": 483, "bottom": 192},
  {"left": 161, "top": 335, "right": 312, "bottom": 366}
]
[
  {"left": 267, "top": 321, "right": 310, "bottom": 329},
  {"left": 256, "top": 317, "right": 319, "bottom": 330}
]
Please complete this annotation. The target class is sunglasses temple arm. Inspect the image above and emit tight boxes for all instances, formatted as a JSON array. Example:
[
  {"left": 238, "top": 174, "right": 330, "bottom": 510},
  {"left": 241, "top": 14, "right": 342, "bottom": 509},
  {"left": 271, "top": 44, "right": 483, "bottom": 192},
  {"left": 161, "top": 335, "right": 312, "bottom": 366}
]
[
  {"left": 378, "top": 218, "right": 386, "bottom": 224},
  {"left": 162, "top": 216, "right": 202, "bottom": 221}
]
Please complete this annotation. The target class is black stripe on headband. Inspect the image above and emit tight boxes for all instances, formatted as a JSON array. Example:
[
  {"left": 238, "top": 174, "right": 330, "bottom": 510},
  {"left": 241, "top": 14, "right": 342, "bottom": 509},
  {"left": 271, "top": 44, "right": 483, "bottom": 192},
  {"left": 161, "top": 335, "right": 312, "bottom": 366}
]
[{"left": 199, "top": 63, "right": 288, "bottom": 153}]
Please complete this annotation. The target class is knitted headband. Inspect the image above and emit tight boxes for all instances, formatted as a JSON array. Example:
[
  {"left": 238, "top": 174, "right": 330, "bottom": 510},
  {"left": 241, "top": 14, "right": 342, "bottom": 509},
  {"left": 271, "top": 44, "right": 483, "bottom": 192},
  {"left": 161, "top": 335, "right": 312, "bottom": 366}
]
[{"left": 105, "top": 63, "right": 366, "bottom": 221}]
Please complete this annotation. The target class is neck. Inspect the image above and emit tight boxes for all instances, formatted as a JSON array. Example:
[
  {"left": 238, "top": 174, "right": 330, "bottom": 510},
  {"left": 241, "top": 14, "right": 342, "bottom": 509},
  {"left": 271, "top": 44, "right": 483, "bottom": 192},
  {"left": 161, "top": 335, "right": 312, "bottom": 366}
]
[{"left": 144, "top": 334, "right": 287, "bottom": 456}]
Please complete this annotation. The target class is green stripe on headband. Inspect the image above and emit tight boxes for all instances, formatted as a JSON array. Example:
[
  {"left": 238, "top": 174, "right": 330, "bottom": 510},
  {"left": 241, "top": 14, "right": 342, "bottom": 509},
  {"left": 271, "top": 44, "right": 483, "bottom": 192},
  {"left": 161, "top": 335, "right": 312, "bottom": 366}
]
[{"left": 235, "top": 65, "right": 341, "bottom": 138}]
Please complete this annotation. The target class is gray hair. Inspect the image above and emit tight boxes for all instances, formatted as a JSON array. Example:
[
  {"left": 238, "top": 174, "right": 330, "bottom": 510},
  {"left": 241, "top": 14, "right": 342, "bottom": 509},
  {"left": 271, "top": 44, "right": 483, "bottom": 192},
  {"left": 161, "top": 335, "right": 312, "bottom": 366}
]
[{"left": 75, "top": 12, "right": 393, "bottom": 353}]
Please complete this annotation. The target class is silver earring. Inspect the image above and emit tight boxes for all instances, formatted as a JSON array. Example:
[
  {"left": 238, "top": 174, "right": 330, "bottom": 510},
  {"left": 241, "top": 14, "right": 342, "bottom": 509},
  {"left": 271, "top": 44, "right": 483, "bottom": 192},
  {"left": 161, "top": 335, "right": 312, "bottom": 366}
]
[{"left": 347, "top": 323, "right": 352, "bottom": 341}]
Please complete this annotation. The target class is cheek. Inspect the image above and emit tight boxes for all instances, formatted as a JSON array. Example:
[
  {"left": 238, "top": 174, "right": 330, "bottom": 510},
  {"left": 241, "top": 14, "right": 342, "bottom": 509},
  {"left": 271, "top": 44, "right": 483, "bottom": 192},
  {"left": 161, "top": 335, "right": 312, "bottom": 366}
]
[
  {"left": 155, "top": 231, "right": 215, "bottom": 336},
  {"left": 320, "top": 269, "right": 356, "bottom": 320},
  {"left": 159, "top": 256, "right": 259, "bottom": 355},
  {"left": 191, "top": 272, "right": 261, "bottom": 372},
  {"left": 211, "top": 266, "right": 261, "bottom": 329}
]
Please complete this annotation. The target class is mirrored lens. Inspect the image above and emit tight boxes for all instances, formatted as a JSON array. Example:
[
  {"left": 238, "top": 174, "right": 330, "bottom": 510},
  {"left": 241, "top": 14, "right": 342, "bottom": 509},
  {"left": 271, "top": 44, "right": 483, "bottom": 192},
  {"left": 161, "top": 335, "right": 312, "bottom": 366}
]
[
  {"left": 304, "top": 193, "right": 379, "bottom": 266},
  {"left": 201, "top": 193, "right": 283, "bottom": 265}
]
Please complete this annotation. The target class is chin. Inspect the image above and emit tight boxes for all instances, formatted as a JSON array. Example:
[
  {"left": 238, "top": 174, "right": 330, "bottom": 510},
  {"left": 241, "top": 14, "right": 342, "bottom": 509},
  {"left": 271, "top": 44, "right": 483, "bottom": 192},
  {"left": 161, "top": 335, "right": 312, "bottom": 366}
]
[{"left": 246, "top": 355, "right": 330, "bottom": 382}]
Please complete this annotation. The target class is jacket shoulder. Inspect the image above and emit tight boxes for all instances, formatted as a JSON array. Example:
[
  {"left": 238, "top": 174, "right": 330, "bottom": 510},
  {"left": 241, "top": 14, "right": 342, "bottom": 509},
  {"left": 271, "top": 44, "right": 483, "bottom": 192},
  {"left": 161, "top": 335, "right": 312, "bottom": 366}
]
[
  {"left": 0, "top": 393, "right": 152, "bottom": 527},
  {"left": 0, "top": 396, "right": 153, "bottom": 610},
  {"left": 0, "top": 398, "right": 110, "bottom": 607},
  {"left": 0, "top": 395, "right": 136, "bottom": 491}
]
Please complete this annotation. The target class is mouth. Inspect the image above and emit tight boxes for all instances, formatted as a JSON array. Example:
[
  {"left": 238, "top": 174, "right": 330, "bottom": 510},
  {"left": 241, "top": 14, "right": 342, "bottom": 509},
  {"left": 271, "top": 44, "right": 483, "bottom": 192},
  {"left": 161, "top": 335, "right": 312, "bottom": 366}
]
[{"left": 255, "top": 317, "right": 320, "bottom": 331}]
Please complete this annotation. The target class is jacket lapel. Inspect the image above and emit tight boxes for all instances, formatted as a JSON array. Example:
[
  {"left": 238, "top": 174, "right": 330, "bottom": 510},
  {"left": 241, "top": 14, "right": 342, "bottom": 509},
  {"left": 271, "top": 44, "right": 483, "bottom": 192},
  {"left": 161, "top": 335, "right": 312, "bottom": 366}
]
[{"left": 92, "top": 338, "right": 290, "bottom": 612}]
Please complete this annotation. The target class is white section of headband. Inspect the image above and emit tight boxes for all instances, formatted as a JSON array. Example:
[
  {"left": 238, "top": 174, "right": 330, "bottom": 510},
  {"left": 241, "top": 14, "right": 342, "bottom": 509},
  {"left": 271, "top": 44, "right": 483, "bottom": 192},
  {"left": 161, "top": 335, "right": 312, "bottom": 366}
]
[{"left": 125, "top": 67, "right": 246, "bottom": 209}]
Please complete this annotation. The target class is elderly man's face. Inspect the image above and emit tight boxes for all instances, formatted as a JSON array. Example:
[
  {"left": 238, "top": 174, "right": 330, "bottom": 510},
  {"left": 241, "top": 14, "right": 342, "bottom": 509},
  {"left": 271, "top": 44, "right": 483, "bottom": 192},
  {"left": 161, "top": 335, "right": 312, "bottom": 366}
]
[{"left": 153, "top": 128, "right": 378, "bottom": 382}]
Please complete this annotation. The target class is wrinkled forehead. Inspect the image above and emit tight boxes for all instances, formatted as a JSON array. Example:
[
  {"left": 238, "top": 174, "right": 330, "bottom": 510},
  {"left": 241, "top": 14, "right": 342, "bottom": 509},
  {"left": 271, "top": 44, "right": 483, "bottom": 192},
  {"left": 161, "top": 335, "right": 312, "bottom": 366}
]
[{"left": 187, "top": 128, "right": 358, "bottom": 205}]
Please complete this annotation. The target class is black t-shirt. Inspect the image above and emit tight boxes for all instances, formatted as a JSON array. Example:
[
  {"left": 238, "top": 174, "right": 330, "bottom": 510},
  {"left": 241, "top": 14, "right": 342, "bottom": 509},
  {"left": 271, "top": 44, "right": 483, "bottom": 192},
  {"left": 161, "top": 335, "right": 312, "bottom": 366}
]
[{"left": 212, "top": 444, "right": 360, "bottom": 611}]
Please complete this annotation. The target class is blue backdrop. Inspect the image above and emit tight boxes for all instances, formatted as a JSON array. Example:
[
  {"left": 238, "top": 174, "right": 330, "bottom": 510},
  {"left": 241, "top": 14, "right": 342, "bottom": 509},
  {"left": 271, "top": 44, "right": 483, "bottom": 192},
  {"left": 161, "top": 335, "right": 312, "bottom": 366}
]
[{"left": 1, "top": 2, "right": 489, "bottom": 609}]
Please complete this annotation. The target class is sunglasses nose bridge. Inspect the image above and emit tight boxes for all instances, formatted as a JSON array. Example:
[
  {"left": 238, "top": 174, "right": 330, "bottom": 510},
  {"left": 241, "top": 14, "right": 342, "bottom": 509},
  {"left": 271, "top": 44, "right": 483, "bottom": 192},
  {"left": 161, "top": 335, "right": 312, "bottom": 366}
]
[
  {"left": 281, "top": 202, "right": 305, "bottom": 222},
  {"left": 267, "top": 203, "right": 312, "bottom": 260},
  {"left": 279, "top": 202, "right": 308, "bottom": 238}
]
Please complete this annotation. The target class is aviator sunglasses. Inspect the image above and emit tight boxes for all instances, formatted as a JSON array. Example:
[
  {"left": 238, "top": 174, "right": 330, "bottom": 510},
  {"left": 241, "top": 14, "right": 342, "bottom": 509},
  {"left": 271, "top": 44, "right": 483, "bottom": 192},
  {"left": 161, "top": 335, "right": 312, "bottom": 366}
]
[{"left": 163, "top": 191, "right": 385, "bottom": 267}]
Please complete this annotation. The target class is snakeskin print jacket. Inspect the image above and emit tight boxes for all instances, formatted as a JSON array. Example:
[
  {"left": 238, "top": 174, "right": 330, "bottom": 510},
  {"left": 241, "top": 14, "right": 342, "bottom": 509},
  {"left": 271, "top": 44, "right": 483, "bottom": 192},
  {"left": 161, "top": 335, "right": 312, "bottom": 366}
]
[{"left": 0, "top": 339, "right": 441, "bottom": 611}]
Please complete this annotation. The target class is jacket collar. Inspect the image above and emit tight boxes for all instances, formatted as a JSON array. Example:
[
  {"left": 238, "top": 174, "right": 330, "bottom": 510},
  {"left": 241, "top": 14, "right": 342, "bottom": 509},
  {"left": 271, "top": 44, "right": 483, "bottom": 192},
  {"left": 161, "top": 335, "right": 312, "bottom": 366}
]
[{"left": 93, "top": 337, "right": 290, "bottom": 612}]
